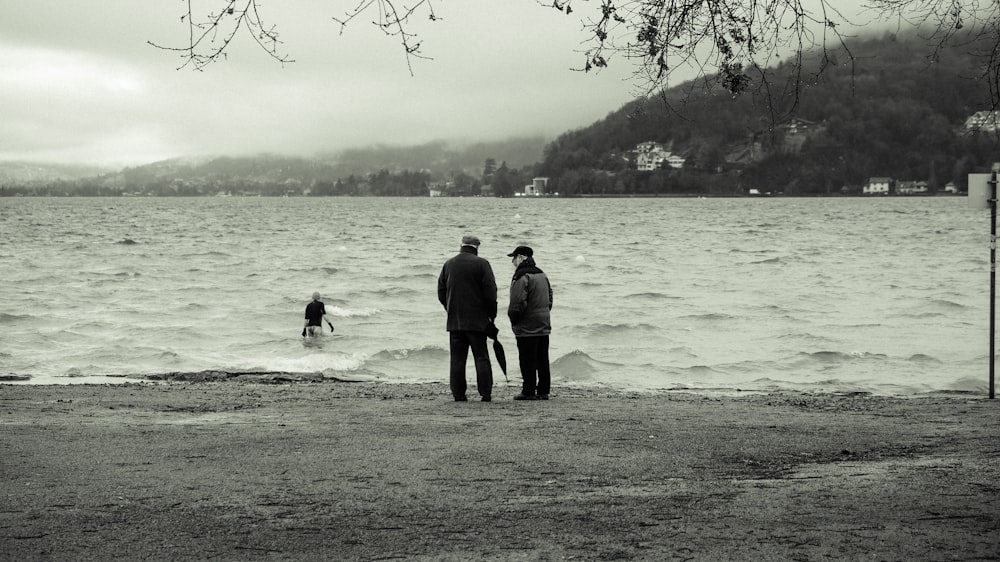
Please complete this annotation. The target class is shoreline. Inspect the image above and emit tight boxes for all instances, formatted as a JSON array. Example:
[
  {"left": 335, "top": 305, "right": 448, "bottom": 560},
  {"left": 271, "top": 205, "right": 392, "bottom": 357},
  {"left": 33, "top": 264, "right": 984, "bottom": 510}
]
[
  {"left": 1, "top": 381, "right": 997, "bottom": 560},
  {"left": 0, "top": 370, "right": 989, "bottom": 399}
]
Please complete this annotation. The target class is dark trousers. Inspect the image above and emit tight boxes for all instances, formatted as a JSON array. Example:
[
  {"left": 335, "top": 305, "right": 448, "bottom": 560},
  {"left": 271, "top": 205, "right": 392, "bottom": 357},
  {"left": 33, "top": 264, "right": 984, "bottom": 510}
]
[
  {"left": 449, "top": 331, "right": 493, "bottom": 399},
  {"left": 516, "top": 335, "right": 550, "bottom": 397}
]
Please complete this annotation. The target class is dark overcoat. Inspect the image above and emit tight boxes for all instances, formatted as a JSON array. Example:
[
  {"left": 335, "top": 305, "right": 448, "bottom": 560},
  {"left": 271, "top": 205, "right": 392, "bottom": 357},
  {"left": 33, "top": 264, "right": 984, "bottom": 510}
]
[{"left": 437, "top": 246, "right": 498, "bottom": 332}]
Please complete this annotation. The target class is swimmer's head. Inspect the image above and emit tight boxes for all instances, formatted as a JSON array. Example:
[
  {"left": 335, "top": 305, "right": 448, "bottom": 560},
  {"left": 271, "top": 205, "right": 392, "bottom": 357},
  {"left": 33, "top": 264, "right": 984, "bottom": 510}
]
[{"left": 312, "top": 292, "right": 321, "bottom": 301}]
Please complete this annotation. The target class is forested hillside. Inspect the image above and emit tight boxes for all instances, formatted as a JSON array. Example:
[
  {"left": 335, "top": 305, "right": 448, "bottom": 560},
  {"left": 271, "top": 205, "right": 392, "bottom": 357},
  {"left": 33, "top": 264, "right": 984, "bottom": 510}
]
[{"left": 539, "top": 31, "right": 1000, "bottom": 196}]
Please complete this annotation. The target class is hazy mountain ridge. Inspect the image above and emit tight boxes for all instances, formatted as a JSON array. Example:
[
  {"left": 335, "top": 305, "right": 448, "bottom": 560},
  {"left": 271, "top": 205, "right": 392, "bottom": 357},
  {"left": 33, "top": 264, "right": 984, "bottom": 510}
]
[
  {"left": 0, "top": 162, "right": 112, "bottom": 184},
  {"left": 0, "top": 137, "right": 547, "bottom": 188}
]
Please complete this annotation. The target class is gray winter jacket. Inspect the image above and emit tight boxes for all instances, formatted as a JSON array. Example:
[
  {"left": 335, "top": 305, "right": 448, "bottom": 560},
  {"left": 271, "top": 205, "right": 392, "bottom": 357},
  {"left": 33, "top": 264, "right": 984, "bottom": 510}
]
[{"left": 507, "top": 258, "right": 552, "bottom": 337}]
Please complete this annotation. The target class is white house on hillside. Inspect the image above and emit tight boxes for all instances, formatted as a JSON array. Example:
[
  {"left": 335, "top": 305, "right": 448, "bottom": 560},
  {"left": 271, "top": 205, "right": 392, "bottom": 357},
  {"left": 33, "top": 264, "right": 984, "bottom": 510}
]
[
  {"left": 964, "top": 110, "right": 1000, "bottom": 133},
  {"left": 634, "top": 142, "right": 686, "bottom": 171},
  {"left": 863, "top": 177, "right": 892, "bottom": 195},
  {"left": 636, "top": 151, "right": 664, "bottom": 171}
]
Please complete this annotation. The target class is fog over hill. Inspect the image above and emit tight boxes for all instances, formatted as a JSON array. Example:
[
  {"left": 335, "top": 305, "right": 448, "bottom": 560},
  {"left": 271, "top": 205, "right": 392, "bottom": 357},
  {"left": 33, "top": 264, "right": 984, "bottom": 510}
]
[
  {"left": 0, "top": 162, "right": 113, "bottom": 184},
  {"left": 0, "top": 137, "right": 548, "bottom": 187}
]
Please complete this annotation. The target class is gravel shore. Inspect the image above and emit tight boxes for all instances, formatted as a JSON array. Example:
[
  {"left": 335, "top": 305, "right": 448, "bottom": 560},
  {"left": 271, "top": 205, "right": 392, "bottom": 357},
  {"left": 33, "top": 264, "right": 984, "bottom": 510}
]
[{"left": 1, "top": 379, "right": 997, "bottom": 561}]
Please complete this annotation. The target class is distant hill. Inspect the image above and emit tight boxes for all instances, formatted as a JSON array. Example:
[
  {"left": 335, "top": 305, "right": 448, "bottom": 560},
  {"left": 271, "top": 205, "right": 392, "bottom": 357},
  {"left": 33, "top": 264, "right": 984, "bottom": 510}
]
[
  {"left": 320, "top": 138, "right": 547, "bottom": 177},
  {"left": 0, "top": 162, "right": 112, "bottom": 185},
  {"left": 0, "top": 137, "right": 547, "bottom": 196}
]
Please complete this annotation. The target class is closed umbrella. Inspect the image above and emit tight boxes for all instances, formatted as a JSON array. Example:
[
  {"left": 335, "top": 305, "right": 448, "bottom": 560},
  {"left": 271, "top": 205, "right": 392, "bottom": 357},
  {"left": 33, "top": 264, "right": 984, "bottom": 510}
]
[{"left": 485, "top": 321, "right": 508, "bottom": 383}]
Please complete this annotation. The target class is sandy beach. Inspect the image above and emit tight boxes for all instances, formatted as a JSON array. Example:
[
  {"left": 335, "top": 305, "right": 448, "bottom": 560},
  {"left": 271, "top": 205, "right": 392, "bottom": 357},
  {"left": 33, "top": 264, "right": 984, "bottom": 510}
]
[{"left": 1, "top": 377, "right": 997, "bottom": 561}]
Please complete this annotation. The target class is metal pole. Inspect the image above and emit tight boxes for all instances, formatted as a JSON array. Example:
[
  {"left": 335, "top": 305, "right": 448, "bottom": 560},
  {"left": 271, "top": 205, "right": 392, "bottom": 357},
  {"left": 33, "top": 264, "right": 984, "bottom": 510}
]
[{"left": 991, "top": 167, "right": 997, "bottom": 399}]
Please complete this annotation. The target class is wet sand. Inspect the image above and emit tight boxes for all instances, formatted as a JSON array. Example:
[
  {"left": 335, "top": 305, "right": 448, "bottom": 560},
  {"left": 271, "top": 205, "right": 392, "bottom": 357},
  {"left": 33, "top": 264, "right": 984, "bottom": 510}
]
[{"left": 1, "top": 378, "right": 997, "bottom": 561}]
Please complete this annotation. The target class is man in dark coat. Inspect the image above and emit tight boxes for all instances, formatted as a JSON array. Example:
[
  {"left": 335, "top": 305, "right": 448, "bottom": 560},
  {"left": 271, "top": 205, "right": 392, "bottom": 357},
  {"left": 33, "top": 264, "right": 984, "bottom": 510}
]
[
  {"left": 507, "top": 245, "right": 553, "bottom": 400},
  {"left": 437, "top": 235, "right": 498, "bottom": 402}
]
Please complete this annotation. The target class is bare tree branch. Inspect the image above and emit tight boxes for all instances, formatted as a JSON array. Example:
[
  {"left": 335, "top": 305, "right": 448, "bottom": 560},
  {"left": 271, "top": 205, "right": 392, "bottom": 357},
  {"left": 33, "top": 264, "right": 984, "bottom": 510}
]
[
  {"left": 148, "top": 0, "right": 1000, "bottom": 108},
  {"left": 148, "top": 0, "right": 293, "bottom": 70},
  {"left": 332, "top": 0, "right": 436, "bottom": 75}
]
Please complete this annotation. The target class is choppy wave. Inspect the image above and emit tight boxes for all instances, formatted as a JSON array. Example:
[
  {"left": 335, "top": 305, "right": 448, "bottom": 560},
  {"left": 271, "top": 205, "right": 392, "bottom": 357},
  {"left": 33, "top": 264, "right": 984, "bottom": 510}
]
[
  {"left": 678, "top": 313, "right": 739, "bottom": 322},
  {"left": 370, "top": 346, "right": 449, "bottom": 362},
  {"left": 574, "top": 322, "right": 662, "bottom": 337},
  {"left": 551, "top": 350, "right": 620, "bottom": 382},
  {"left": 797, "top": 350, "right": 889, "bottom": 364},
  {"left": 623, "top": 292, "right": 680, "bottom": 300},
  {"left": 384, "top": 271, "right": 438, "bottom": 281},
  {"left": 369, "top": 286, "right": 422, "bottom": 298},
  {"left": 776, "top": 332, "right": 831, "bottom": 342},
  {"left": 926, "top": 299, "right": 968, "bottom": 309},
  {"left": 328, "top": 306, "right": 380, "bottom": 318},
  {"left": 0, "top": 312, "right": 31, "bottom": 323},
  {"left": 179, "top": 250, "right": 233, "bottom": 258}
]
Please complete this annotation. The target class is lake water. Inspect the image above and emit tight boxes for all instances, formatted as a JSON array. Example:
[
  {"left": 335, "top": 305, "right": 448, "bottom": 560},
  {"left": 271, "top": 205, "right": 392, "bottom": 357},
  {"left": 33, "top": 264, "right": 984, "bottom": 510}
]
[{"left": 0, "top": 196, "right": 992, "bottom": 395}]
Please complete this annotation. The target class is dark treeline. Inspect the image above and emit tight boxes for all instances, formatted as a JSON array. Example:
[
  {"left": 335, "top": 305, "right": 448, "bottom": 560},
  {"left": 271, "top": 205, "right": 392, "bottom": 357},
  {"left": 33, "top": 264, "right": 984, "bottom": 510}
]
[{"left": 311, "top": 170, "right": 431, "bottom": 196}]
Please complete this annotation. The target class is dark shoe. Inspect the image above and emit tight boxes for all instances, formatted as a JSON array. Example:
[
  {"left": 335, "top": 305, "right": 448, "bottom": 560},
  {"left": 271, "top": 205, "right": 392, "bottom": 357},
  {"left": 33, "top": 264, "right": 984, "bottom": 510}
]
[
  {"left": 481, "top": 396, "right": 492, "bottom": 402},
  {"left": 513, "top": 394, "right": 537, "bottom": 401},
  {"left": 538, "top": 395, "right": 549, "bottom": 400},
  {"left": 454, "top": 396, "right": 468, "bottom": 402}
]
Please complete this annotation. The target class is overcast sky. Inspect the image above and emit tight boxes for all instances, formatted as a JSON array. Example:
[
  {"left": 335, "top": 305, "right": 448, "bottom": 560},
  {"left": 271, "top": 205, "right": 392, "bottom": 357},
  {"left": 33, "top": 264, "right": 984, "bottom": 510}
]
[{"left": 2, "top": 1, "right": 875, "bottom": 167}]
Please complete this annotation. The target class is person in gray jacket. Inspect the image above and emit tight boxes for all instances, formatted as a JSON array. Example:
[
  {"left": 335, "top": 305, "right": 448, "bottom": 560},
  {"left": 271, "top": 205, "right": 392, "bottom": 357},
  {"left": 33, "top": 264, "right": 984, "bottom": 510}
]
[
  {"left": 437, "top": 235, "right": 498, "bottom": 402},
  {"left": 506, "top": 245, "right": 553, "bottom": 400}
]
